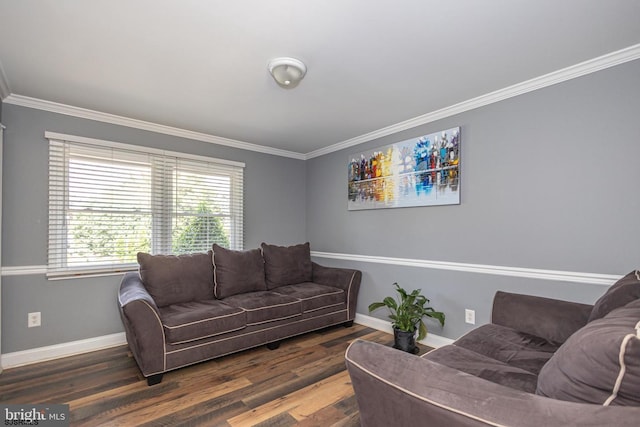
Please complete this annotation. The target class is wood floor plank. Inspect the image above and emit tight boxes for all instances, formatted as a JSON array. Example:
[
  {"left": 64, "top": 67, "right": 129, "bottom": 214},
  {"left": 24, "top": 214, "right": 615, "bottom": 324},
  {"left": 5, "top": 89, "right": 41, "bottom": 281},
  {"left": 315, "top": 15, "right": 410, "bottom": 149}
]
[
  {"left": 70, "top": 366, "right": 248, "bottom": 425},
  {"left": 227, "top": 371, "right": 352, "bottom": 426},
  {"left": 69, "top": 380, "right": 181, "bottom": 424},
  {"left": 295, "top": 405, "right": 346, "bottom": 427},
  {"left": 318, "top": 327, "right": 377, "bottom": 349},
  {"left": 0, "top": 353, "right": 139, "bottom": 402},
  {"left": 333, "top": 394, "right": 359, "bottom": 418},
  {"left": 96, "top": 377, "right": 252, "bottom": 427},
  {"left": 253, "top": 411, "right": 299, "bottom": 427},
  {"left": 241, "top": 356, "right": 345, "bottom": 410},
  {"left": 293, "top": 326, "right": 365, "bottom": 349},
  {"left": 329, "top": 412, "right": 360, "bottom": 427},
  {"left": 0, "top": 325, "right": 419, "bottom": 426},
  {"left": 288, "top": 371, "right": 355, "bottom": 422},
  {"left": 142, "top": 399, "right": 248, "bottom": 427},
  {"left": 244, "top": 346, "right": 329, "bottom": 384}
]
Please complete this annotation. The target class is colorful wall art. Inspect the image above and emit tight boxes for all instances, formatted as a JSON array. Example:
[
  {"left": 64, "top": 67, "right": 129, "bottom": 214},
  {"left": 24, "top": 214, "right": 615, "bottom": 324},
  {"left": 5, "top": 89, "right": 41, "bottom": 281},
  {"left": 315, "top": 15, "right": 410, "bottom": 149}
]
[{"left": 348, "top": 127, "right": 460, "bottom": 210}]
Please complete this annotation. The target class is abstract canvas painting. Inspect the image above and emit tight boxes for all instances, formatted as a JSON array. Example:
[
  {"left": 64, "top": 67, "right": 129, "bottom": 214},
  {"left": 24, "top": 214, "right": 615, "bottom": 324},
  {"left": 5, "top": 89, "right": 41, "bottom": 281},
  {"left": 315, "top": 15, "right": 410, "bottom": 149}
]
[{"left": 348, "top": 127, "right": 460, "bottom": 210}]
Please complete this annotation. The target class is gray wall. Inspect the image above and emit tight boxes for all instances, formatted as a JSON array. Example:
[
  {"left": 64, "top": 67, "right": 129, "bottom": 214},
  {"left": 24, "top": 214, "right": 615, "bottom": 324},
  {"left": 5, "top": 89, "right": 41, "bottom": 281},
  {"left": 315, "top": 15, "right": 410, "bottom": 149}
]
[
  {"left": 307, "top": 59, "right": 640, "bottom": 340},
  {"left": 2, "top": 58, "right": 639, "bottom": 354},
  {"left": 1, "top": 104, "right": 306, "bottom": 352}
]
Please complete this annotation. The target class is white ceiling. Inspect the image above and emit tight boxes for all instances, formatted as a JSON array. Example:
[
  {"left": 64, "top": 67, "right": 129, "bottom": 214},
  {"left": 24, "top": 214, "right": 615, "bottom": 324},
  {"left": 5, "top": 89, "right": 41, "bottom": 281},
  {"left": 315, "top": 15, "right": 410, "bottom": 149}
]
[{"left": 1, "top": 0, "right": 639, "bottom": 157}]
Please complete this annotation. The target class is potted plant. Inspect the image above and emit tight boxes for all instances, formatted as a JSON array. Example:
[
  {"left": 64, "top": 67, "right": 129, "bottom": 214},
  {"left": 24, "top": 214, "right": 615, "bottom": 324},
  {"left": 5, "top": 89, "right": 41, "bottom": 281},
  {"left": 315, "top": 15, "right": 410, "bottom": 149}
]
[{"left": 368, "top": 282, "right": 445, "bottom": 353}]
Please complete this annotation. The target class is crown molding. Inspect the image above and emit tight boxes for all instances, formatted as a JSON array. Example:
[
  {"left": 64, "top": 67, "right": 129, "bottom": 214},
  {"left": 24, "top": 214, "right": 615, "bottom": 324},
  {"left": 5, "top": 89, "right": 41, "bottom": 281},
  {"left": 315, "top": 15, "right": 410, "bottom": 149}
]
[
  {"left": 3, "top": 44, "right": 639, "bottom": 160},
  {"left": 3, "top": 94, "right": 307, "bottom": 160},
  {"left": 305, "top": 43, "right": 640, "bottom": 159},
  {"left": 311, "top": 251, "right": 620, "bottom": 286},
  {"left": 0, "top": 59, "right": 10, "bottom": 100}
]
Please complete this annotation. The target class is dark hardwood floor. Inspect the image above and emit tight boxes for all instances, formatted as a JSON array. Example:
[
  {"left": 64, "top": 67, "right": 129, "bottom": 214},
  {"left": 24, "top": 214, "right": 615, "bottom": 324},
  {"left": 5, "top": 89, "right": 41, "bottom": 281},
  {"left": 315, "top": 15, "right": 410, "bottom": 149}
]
[{"left": 0, "top": 324, "right": 426, "bottom": 426}]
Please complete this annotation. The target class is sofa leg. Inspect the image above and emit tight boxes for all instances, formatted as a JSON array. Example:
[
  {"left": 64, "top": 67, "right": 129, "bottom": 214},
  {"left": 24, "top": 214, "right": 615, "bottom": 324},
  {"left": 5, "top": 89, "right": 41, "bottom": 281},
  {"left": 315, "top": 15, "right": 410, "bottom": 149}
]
[
  {"left": 147, "top": 373, "right": 163, "bottom": 386},
  {"left": 343, "top": 320, "right": 354, "bottom": 328},
  {"left": 266, "top": 341, "right": 280, "bottom": 350}
]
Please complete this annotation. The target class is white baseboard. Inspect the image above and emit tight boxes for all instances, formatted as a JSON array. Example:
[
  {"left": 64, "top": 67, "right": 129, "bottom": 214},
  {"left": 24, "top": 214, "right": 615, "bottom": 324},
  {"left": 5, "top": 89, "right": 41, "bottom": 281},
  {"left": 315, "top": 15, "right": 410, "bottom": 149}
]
[
  {"left": 0, "top": 315, "right": 451, "bottom": 370},
  {"left": 354, "top": 313, "right": 454, "bottom": 349},
  {"left": 1, "top": 332, "right": 127, "bottom": 369}
]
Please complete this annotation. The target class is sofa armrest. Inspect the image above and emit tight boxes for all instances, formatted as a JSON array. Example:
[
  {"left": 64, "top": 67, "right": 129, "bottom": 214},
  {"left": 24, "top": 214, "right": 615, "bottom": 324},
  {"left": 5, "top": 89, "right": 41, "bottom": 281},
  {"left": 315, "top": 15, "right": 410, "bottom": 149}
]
[
  {"left": 345, "top": 340, "right": 640, "bottom": 427},
  {"left": 491, "top": 291, "right": 592, "bottom": 344},
  {"left": 118, "top": 272, "right": 166, "bottom": 377},
  {"left": 312, "top": 262, "right": 362, "bottom": 320}
]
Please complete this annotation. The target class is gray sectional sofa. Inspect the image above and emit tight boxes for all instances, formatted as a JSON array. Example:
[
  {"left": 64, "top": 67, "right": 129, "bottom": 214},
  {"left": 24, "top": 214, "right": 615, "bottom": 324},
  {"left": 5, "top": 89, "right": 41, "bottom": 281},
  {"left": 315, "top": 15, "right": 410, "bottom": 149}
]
[
  {"left": 119, "top": 242, "right": 361, "bottom": 385},
  {"left": 346, "top": 270, "right": 640, "bottom": 426}
]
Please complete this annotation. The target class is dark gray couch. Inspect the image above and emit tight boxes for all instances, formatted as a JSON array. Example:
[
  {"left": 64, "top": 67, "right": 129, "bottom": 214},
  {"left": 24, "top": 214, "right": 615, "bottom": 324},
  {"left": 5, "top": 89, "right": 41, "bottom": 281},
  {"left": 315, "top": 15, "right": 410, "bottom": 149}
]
[
  {"left": 119, "top": 242, "right": 361, "bottom": 385},
  {"left": 346, "top": 270, "right": 640, "bottom": 426}
]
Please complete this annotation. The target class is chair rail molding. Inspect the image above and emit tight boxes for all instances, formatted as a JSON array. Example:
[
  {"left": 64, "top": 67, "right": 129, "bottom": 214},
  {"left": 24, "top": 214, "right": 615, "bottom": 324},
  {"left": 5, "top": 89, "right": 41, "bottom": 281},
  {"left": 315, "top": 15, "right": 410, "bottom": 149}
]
[
  {"left": 3, "top": 255, "right": 621, "bottom": 287},
  {"left": 1, "top": 265, "right": 48, "bottom": 276},
  {"left": 311, "top": 251, "right": 619, "bottom": 286}
]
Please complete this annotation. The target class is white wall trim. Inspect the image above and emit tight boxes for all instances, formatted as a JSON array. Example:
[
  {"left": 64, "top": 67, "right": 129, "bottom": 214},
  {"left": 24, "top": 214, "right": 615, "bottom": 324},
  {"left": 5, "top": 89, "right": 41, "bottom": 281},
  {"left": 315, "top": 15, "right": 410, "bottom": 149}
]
[
  {"left": 311, "top": 251, "right": 620, "bottom": 286},
  {"left": 306, "top": 43, "right": 640, "bottom": 159},
  {"left": 0, "top": 265, "right": 135, "bottom": 279},
  {"left": 3, "top": 94, "right": 306, "bottom": 160},
  {"left": 2, "top": 45, "right": 639, "bottom": 161},
  {"left": 0, "top": 317, "right": 450, "bottom": 369},
  {"left": 3, "top": 255, "right": 622, "bottom": 287},
  {"left": 1, "top": 332, "right": 126, "bottom": 369},
  {"left": 355, "top": 313, "right": 454, "bottom": 349},
  {"left": 1, "top": 265, "right": 48, "bottom": 276}
]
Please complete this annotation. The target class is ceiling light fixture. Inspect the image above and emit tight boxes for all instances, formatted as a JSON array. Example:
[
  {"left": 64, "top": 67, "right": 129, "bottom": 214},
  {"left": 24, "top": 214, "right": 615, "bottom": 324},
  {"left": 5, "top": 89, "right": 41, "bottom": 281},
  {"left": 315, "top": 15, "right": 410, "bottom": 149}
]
[{"left": 268, "top": 57, "right": 307, "bottom": 89}]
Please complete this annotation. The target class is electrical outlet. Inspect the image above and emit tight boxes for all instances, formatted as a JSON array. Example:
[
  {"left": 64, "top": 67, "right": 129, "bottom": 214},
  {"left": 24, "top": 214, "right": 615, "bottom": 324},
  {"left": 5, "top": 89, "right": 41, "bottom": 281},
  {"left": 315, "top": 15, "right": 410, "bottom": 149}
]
[
  {"left": 28, "top": 312, "right": 41, "bottom": 328},
  {"left": 465, "top": 309, "right": 475, "bottom": 325}
]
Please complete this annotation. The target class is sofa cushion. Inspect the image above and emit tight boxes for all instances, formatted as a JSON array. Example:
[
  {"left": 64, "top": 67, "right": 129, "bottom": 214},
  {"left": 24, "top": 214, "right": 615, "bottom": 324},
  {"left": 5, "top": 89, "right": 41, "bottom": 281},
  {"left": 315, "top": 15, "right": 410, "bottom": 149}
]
[
  {"left": 272, "top": 282, "right": 345, "bottom": 313},
  {"left": 138, "top": 251, "right": 213, "bottom": 307},
  {"left": 222, "top": 291, "right": 302, "bottom": 325},
  {"left": 536, "top": 299, "right": 640, "bottom": 405},
  {"left": 212, "top": 244, "right": 267, "bottom": 298},
  {"left": 589, "top": 270, "right": 640, "bottom": 322},
  {"left": 454, "top": 323, "right": 558, "bottom": 375},
  {"left": 261, "top": 242, "right": 312, "bottom": 289},
  {"left": 424, "top": 344, "right": 539, "bottom": 393},
  {"left": 492, "top": 291, "right": 592, "bottom": 345},
  {"left": 159, "top": 300, "right": 246, "bottom": 345}
]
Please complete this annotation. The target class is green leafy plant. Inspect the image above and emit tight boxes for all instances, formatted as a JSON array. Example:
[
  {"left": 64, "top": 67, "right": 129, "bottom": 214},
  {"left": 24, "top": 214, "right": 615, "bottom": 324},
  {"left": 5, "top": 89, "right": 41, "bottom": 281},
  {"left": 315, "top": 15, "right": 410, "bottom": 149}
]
[
  {"left": 369, "top": 283, "right": 445, "bottom": 341},
  {"left": 173, "top": 201, "right": 230, "bottom": 253}
]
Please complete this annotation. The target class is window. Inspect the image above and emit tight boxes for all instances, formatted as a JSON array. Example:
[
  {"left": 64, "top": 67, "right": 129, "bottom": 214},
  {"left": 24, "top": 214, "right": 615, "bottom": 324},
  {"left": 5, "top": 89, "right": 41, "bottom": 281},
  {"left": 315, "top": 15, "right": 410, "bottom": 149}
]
[{"left": 47, "top": 132, "right": 244, "bottom": 278}]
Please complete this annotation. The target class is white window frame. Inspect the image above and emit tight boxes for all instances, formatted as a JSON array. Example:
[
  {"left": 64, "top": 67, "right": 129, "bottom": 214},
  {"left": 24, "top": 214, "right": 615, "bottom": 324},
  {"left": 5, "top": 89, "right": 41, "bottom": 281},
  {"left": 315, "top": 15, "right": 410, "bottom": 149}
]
[{"left": 46, "top": 132, "right": 244, "bottom": 279}]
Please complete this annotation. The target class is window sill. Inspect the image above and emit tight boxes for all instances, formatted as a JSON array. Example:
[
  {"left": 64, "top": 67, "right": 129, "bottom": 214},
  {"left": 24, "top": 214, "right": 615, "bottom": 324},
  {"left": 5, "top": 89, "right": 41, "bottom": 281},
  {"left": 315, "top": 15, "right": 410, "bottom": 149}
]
[{"left": 46, "top": 265, "right": 138, "bottom": 280}]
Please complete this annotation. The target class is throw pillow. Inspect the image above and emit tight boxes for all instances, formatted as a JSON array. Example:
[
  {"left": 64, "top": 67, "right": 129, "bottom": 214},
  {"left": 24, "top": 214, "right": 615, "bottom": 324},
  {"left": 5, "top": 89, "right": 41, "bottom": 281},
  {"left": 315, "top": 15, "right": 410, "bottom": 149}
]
[
  {"left": 212, "top": 244, "right": 267, "bottom": 298},
  {"left": 261, "top": 242, "right": 313, "bottom": 289},
  {"left": 589, "top": 270, "right": 640, "bottom": 321},
  {"left": 536, "top": 298, "right": 640, "bottom": 406},
  {"left": 137, "top": 251, "right": 213, "bottom": 307}
]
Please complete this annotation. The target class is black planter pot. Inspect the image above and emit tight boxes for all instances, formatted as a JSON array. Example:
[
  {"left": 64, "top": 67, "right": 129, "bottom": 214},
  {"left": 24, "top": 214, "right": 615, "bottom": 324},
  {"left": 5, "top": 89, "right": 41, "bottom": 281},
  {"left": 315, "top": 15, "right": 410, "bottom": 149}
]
[{"left": 392, "top": 327, "right": 419, "bottom": 354}]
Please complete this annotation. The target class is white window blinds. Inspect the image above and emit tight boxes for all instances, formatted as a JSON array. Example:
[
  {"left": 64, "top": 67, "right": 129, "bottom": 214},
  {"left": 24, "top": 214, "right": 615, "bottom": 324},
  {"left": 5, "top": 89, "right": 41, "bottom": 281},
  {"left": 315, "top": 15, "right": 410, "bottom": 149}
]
[{"left": 47, "top": 132, "right": 244, "bottom": 278}]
